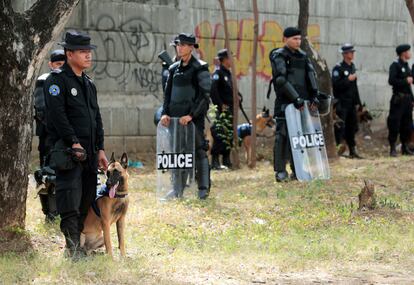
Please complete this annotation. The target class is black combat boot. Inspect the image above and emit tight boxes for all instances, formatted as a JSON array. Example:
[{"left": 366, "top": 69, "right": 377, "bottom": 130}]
[
  {"left": 61, "top": 214, "right": 86, "bottom": 260},
  {"left": 401, "top": 144, "right": 414, "bottom": 156},
  {"left": 349, "top": 146, "right": 363, "bottom": 159},
  {"left": 390, "top": 144, "right": 397, "bottom": 157},
  {"left": 275, "top": 171, "right": 289, "bottom": 182},
  {"left": 222, "top": 153, "right": 232, "bottom": 169},
  {"left": 211, "top": 155, "right": 223, "bottom": 170}
]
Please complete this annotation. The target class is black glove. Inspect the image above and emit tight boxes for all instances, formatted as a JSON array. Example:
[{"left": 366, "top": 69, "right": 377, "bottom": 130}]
[
  {"left": 293, "top": 97, "right": 305, "bottom": 109},
  {"left": 71, "top": 148, "right": 87, "bottom": 162}
]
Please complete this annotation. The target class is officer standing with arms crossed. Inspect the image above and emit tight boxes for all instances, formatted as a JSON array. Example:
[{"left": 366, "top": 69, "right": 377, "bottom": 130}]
[
  {"left": 388, "top": 44, "right": 414, "bottom": 157},
  {"left": 210, "top": 49, "right": 234, "bottom": 170},
  {"left": 331, "top": 44, "right": 363, "bottom": 159},
  {"left": 44, "top": 31, "right": 108, "bottom": 258},
  {"left": 160, "top": 33, "right": 211, "bottom": 199},
  {"left": 269, "top": 27, "right": 320, "bottom": 182}
]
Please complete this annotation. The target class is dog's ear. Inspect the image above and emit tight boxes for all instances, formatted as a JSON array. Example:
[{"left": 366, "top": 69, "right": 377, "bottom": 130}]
[
  {"left": 110, "top": 152, "right": 115, "bottom": 164},
  {"left": 120, "top": 153, "right": 128, "bottom": 169}
]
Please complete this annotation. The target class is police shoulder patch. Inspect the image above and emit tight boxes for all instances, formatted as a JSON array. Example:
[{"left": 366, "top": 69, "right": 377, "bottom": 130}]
[
  {"left": 48, "top": 84, "right": 60, "bottom": 96},
  {"left": 212, "top": 73, "right": 220, "bottom": 80},
  {"left": 333, "top": 70, "right": 339, "bottom": 77}
]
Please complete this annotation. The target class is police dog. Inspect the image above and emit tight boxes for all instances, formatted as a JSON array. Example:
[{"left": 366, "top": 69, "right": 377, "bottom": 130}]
[
  {"left": 238, "top": 107, "right": 275, "bottom": 165},
  {"left": 81, "top": 153, "right": 129, "bottom": 257}
]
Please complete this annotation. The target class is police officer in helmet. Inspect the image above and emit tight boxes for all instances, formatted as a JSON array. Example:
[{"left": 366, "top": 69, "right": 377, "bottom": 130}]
[
  {"left": 387, "top": 44, "right": 414, "bottom": 157},
  {"left": 332, "top": 44, "right": 363, "bottom": 159},
  {"left": 44, "top": 31, "right": 108, "bottom": 258},
  {"left": 269, "top": 27, "right": 320, "bottom": 182},
  {"left": 160, "top": 33, "right": 211, "bottom": 199}
]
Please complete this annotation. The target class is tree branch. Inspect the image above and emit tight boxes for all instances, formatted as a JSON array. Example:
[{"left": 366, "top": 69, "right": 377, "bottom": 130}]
[
  {"left": 20, "top": 0, "right": 80, "bottom": 85},
  {"left": 405, "top": 0, "right": 414, "bottom": 24}
]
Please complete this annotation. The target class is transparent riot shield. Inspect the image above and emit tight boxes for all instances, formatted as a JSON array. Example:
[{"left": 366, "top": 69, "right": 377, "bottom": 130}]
[
  {"left": 285, "top": 102, "right": 330, "bottom": 181},
  {"left": 156, "top": 118, "right": 196, "bottom": 201}
]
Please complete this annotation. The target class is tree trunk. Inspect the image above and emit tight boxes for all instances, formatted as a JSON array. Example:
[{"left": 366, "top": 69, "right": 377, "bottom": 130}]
[
  {"left": 0, "top": 0, "right": 80, "bottom": 235},
  {"left": 298, "top": 0, "right": 337, "bottom": 159},
  {"left": 218, "top": 0, "right": 240, "bottom": 168},
  {"left": 249, "top": 0, "right": 259, "bottom": 168},
  {"left": 405, "top": 0, "right": 414, "bottom": 23}
]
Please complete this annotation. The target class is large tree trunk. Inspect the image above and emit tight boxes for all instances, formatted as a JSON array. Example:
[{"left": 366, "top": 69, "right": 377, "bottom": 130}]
[
  {"left": 249, "top": 0, "right": 259, "bottom": 168},
  {"left": 0, "top": 0, "right": 80, "bottom": 236},
  {"left": 298, "top": 0, "right": 337, "bottom": 159},
  {"left": 218, "top": 0, "right": 240, "bottom": 168}
]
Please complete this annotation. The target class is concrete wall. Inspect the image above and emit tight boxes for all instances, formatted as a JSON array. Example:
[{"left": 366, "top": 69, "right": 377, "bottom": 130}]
[{"left": 14, "top": 0, "right": 413, "bottom": 156}]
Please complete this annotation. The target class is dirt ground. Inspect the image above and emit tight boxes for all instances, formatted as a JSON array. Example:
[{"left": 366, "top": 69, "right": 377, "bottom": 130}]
[{"left": 2, "top": 129, "right": 414, "bottom": 284}]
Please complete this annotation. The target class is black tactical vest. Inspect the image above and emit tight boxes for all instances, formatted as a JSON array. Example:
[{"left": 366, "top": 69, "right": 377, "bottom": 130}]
[
  {"left": 286, "top": 55, "right": 309, "bottom": 100},
  {"left": 169, "top": 65, "right": 197, "bottom": 117}
]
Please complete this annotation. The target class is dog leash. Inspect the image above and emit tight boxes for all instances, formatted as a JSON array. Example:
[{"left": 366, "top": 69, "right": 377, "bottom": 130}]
[{"left": 238, "top": 92, "right": 250, "bottom": 123}]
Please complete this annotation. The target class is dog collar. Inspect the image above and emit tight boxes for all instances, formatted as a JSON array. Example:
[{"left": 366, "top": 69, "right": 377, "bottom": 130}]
[{"left": 114, "top": 192, "right": 128, "bottom": 198}]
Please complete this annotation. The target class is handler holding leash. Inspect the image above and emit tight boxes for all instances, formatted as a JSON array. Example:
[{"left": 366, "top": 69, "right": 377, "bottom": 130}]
[
  {"left": 269, "top": 27, "right": 320, "bottom": 182},
  {"left": 45, "top": 31, "right": 108, "bottom": 258}
]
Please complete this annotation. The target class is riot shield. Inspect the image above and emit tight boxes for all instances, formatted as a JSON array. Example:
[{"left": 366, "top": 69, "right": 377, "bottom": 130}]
[
  {"left": 156, "top": 118, "right": 196, "bottom": 201},
  {"left": 285, "top": 102, "right": 330, "bottom": 181}
]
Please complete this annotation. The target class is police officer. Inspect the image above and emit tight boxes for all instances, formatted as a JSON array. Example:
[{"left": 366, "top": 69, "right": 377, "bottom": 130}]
[
  {"left": 269, "top": 27, "right": 320, "bottom": 182},
  {"left": 387, "top": 44, "right": 414, "bottom": 157},
  {"left": 44, "top": 31, "right": 108, "bottom": 257},
  {"left": 332, "top": 44, "right": 363, "bottom": 159},
  {"left": 34, "top": 50, "right": 65, "bottom": 167},
  {"left": 33, "top": 50, "right": 65, "bottom": 221},
  {"left": 210, "top": 49, "right": 234, "bottom": 169},
  {"left": 160, "top": 33, "right": 211, "bottom": 199}
]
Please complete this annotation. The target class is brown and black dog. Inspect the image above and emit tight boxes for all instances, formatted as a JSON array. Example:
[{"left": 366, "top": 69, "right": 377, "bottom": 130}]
[
  {"left": 81, "top": 153, "right": 129, "bottom": 257},
  {"left": 236, "top": 108, "right": 275, "bottom": 165}
]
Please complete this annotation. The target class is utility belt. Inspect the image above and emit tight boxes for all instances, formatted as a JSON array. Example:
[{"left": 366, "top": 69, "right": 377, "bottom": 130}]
[{"left": 391, "top": 92, "right": 413, "bottom": 105}]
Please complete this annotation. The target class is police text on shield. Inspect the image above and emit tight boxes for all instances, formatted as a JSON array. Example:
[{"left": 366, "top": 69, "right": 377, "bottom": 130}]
[
  {"left": 291, "top": 133, "right": 325, "bottom": 150},
  {"left": 157, "top": 153, "right": 193, "bottom": 170}
]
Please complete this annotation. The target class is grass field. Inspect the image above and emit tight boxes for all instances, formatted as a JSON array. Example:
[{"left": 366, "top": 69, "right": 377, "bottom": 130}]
[{"left": 1, "top": 140, "right": 414, "bottom": 284}]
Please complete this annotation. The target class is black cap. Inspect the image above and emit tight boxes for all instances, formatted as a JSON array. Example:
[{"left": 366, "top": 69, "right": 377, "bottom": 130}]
[
  {"left": 59, "top": 31, "right": 97, "bottom": 50},
  {"left": 283, "top": 27, "right": 301, "bottom": 38},
  {"left": 174, "top": 33, "right": 199, "bottom": 49},
  {"left": 340, "top": 43, "right": 355, "bottom": 53},
  {"left": 50, "top": 49, "right": 65, "bottom": 62},
  {"left": 216, "top": 48, "right": 232, "bottom": 60},
  {"left": 396, "top": 44, "right": 411, "bottom": 56}
]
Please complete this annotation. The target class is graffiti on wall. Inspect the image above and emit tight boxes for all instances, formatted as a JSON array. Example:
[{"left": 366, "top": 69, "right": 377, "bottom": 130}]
[
  {"left": 195, "top": 19, "right": 320, "bottom": 80},
  {"left": 91, "top": 15, "right": 162, "bottom": 94}
]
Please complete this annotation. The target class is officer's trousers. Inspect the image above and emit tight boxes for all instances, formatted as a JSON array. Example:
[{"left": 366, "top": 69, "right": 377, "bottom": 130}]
[
  {"left": 170, "top": 124, "right": 210, "bottom": 197},
  {"left": 55, "top": 161, "right": 97, "bottom": 248},
  {"left": 273, "top": 119, "right": 295, "bottom": 173},
  {"left": 335, "top": 105, "right": 358, "bottom": 148},
  {"left": 195, "top": 129, "right": 210, "bottom": 192},
  {"left": 387, "top": 93, "right": 413, "bottom": 145}
]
